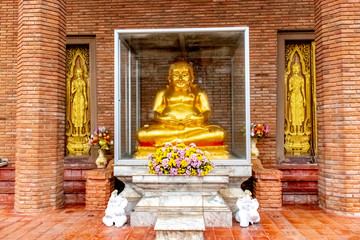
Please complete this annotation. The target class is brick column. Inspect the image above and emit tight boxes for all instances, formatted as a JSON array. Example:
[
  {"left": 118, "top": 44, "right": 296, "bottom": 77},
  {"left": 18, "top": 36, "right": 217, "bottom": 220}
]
[
  {"left": 253, "top": 170, "right": 283, "bottom": 209},
  {"left": 15, "top": 0, "right": 67, "bottom": 212},
  {"left": 85, "top": 160, "right": 114, "bottom": 210},
  {"left": 315, "top": 0, "right": 360, "bottom": 214}
]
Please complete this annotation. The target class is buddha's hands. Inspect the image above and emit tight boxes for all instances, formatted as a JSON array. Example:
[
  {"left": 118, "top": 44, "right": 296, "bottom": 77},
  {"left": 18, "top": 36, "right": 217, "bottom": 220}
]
[
  {"left": 157, "top": 114, "right": 180, "bottom": 126},
  {"left": 183, "top": 114, "right": 204, "bottom": 126}
]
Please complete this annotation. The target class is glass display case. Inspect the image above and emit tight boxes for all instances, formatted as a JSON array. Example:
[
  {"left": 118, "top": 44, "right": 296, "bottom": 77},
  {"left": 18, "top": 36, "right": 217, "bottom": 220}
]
[{"left": 114, "top": 27, "right": 250, "bottom": 164}]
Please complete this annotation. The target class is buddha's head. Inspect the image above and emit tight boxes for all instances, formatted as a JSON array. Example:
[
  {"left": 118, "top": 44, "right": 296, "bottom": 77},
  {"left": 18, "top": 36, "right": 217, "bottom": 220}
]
[
  {"left": 292, "top": 63, "right": 301, "bottom": 74},
  {"left": 168, "top": 61, "right": 194, "bottom": 90},
  {"left": 75, "top": 68, "right": 83, "bottom": 78}
]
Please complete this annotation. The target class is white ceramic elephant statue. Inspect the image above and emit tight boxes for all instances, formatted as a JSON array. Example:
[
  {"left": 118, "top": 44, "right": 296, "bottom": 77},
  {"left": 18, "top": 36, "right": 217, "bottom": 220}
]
[
  {"left": 235, "top": 193, "right": 260, "bottom": 227},
  {"left": 102, "top": 190, "right": 128, "bottom": 227}
]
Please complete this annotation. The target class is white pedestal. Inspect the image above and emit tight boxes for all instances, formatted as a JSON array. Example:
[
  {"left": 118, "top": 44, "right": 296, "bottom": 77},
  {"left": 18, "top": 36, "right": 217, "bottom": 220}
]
[
  {"left": 129, "top": 169, "right": 233, "bottom": 228},
  {"left": 155, "top": 215, "right": 205, "bottom": 240}
]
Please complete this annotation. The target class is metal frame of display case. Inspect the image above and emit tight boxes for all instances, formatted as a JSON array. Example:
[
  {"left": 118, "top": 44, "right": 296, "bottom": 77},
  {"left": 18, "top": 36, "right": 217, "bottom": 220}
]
[{"left": 114, "top": 27, "right": 250, "bottom": 171}]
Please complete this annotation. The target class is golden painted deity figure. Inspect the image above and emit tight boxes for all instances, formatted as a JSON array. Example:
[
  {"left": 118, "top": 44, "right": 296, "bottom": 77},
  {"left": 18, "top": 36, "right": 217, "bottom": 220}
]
[
  {"left": 288, "top": 63, "right": 305, "bottom": 133},
  {"left": 71, "top": 68, "right": 88, "bottom": 136},
  {"left": 65, "top": 47, "right": 91, "bottom": 156},
  {"left": 136, "top": 61, "right": 228, "bottom": 158}
]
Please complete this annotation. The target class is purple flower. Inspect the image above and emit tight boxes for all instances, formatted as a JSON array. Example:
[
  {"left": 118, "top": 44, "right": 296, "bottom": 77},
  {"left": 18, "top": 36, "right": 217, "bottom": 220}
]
[
  {"left": 175, "top": 158, "right": 181, "bottom": 168},
  {"left": 162, "top": 158, "right": 169, "bottom": 168},
  {"left": 179, "top": 149, "right": 186, "bottom": 158},
  {"left": 155, "top": 165, "right": 161, "bottom": 174},
  {"left": 190, "top": 143, "right": 196, "bottom": 148},
  {"left": 190, "top": 153, "right": 198, "bottom": 161},
  {"left": 152, "top": 161, "right": 158, "bottom": 168},
  {"left": 197, "top": 169, "right": 203, "bottom": 176},
  {"left": 264, "top": 125, "right": 269, "bottom": 134},
  {"left": 167, "top": 152, "right": 173, "bottom": 159},
  {"left": 173, "top": 146, "right": 178, "bottom": 153},
  {"left": 165, "top": 142, "right": 172, "bottom": 148},
  {"left": 196, "top": 149, "right": 203, "bottom": 154},
  {"left": 94, "top": 128, "right": 100, "bottom": 135},
  {"left": 185, "top": 170, "right": 191, "bottom": 176},
  {"left": 191, "top": 159, "right": 201, "bottom": 168},
  {"left": 170, "top": 168, "right": 178, "bottom": 176}
]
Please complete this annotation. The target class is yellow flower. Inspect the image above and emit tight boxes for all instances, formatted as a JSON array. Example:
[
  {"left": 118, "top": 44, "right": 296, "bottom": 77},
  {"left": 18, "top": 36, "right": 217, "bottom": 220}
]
[
  {"left": 180, "top": 160, "right": 188, "bottom": 168},
  {"left": 169, "top": 158, "right": 176, "bottom": 168},
  {"left": 191, "top": 169, "right": 197, "bottom": 176},
  {"left": 177, "top": 142, "right": 186, "bottom": 148},
  {"left": 197, "top": 153, "right": 202, "bottom": 160},
  {"left": 149, "top": 166, "right": 155, "bottom": 174}
]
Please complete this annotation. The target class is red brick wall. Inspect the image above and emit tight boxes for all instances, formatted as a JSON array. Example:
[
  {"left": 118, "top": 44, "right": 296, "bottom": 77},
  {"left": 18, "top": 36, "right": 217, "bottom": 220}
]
[
  {"left": 0, "top": 0, "right": 318, "bottom": 211},
  {"left": 0, "top": 0, "right": 17, "bottom": 164},
  {"left": 315, "top": 0, "right": 360, "bottom": 214},
  {"left": 15, "top": 0, "right": 67, "bottom": 212},
  {"left": 66, "top": 0, "right": 315, "bottom": 167}
]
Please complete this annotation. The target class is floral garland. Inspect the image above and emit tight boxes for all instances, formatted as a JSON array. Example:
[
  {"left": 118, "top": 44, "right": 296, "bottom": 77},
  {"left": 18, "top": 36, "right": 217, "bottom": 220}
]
[{"left": 148, "top": 142, "right": 215, "bottom": 176}]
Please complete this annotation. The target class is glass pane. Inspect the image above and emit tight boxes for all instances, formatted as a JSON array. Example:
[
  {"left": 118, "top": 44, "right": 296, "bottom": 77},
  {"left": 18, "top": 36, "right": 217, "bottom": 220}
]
[
  {"left": 232, "top": 34, "right": 246, "bottom": 158},
  {"left": 119, "top": 42, "right": 129, "bottom": 158}
]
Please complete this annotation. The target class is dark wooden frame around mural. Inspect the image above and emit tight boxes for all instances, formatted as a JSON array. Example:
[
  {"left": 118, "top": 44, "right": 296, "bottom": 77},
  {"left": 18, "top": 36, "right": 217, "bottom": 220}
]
[
  {"left": 277, "top": 32, "right": 315, "bottom": 164},
  {"left": 66, "top": 36, "right": 97, "bottom": 159}
]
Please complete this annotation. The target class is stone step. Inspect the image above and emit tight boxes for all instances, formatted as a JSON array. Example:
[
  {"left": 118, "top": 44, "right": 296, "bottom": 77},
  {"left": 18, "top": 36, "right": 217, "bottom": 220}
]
[{"left": 155, "top": 215, "right": 205, "bottom": 240}]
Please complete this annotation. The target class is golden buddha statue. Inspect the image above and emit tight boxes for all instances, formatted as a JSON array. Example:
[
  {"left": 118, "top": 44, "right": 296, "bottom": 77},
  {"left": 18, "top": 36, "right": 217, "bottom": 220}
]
[{"left": 135, "top": 61, "right": 229, "bottom": 159}]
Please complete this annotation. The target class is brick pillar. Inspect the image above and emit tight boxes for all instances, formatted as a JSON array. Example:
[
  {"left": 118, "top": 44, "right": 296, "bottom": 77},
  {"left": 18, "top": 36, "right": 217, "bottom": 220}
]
[
  {"left": 315, "top": 0, "right": 360, "bottom": 214},
  {"left": 253, "top": 170, "right": 283, "bottom": 209},
  {"left": 15, "top": 0, "right": 67, "bottom": 212},
  {"left": 85, "top": 166, "right": 114, "bottom": 210}
]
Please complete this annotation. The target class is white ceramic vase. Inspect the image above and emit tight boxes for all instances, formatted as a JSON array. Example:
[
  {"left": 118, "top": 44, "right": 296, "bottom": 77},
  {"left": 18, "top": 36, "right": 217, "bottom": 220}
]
[
  {"left": 251, "top": 138, "right": 259, "bottom": 160},
  {"left": 96, "top": 149, "right": 107, "bottom": 168}
]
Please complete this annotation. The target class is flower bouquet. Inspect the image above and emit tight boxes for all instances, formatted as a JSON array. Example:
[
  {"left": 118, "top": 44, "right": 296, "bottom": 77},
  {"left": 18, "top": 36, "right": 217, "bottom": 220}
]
[
  {"left": 88, "top": 126, "right": 113, "bottom": 150},
  {"left": 88, "top": 127, "right": 113, "bottom": 168},
  {"left": 250, "top": 123, "right": 269, "bottom": 139},
  {"left": 148, "top": 142, "right": 215, "bottom": 176},
  {"left": 250, "top": 123, "right": 269, "bottom": 159}
]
